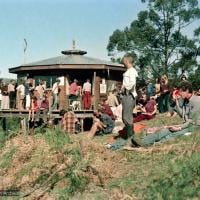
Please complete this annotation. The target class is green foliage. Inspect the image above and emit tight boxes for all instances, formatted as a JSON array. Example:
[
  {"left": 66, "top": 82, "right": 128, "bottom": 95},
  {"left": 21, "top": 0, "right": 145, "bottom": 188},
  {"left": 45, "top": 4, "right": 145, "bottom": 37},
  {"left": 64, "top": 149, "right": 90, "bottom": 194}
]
[
  {"left": 0, "top": 131, "right": 7, "bottom": 150},
  {"left": 42, "top": 128, "right": 71, "bottom": 151},
  {"left": 65, "top": 170, "right": 89, "bottom": 195},
  {"left": 0, "top": 146, "right": 16, "bottom": 169},
  {"left": 107, "top": 0, "right": 200, "bottom": 78},
  {"left": 145, "top": 153, "right": 200, "bottom": 199}
]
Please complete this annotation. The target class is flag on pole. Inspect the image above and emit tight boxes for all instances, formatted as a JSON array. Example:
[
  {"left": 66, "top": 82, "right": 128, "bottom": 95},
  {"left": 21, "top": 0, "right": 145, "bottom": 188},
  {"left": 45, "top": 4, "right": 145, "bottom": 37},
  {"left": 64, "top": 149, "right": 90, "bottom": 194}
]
[{"left": 24, "top": 38, "right": 27, "bottom": 53}]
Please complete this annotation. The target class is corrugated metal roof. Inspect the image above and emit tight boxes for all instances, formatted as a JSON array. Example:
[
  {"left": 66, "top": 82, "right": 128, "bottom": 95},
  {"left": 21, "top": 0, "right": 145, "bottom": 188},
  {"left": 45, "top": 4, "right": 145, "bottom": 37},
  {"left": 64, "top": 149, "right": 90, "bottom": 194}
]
[{"left": 21, "top": 54, "right": 124, "bottom": 67}]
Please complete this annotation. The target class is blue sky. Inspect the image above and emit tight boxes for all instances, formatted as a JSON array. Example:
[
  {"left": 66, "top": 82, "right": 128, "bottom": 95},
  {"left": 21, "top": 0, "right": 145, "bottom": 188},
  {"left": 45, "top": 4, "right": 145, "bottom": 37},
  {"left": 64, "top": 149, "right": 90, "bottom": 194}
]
[{"left": 0, "top": 0, "right": 199, "bottom": 78}]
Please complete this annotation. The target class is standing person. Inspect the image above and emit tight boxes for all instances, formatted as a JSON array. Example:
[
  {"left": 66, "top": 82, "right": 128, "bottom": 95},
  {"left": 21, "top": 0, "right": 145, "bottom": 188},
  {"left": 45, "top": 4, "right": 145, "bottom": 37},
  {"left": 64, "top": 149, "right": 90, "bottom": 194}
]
[
  {"left": 82, "top": 78, "right": 92, "bottom": 109},
  {"left": 69, "top": 79, "right": 79, "bottom": 102},
  {"left": 121, "top": 54, "right": 138, "bottom": 139},
  {"left": 52, "top": 79, "right": 60, "bottom": 110},
  {"left": 25, "top": 81, "right": 34, "bottom": 110},
  {"left": 1, "top": 82, "right": 9, "bottom": 110},
  {"left": 8, "top": 80, "right": 16, "bottom": 109},
  {"left": 0, "top": 83, "right": 2, "bottom": 108},
  {"left": 16, "top": 82, "right": 25, "bottom": 110},
  {"left": 35, "top": 81, "right": 45, "bottom": 105}
]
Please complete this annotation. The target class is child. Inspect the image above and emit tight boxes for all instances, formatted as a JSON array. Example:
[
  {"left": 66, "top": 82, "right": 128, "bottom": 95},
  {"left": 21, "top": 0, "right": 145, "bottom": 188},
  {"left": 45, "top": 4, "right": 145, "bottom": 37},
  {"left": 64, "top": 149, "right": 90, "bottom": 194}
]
[{"left": 28, "top": 96, "right": 39, "bottom": 122}]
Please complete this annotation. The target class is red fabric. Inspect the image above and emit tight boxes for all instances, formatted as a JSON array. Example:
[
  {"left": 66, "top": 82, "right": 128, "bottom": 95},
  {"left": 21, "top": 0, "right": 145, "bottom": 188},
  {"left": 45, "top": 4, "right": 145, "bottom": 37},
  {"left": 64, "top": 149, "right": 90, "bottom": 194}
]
[
  {"left": 83, "top": 91, "right": 91, "bottom": 109},
  {"left": 173, "top": 89, "right": 180, "bottom": 98},
  {"left": 102, "top": 103, "right": 114, "bottom": 119},
  {"left": 40, "top": 100, "right": 49, "bottom": 110},
  {"left": 31, "top": 100, "right": 39, "bottom": 111},
  {"left": 145, "top": 99, "right": 156, "bottom": 113},
  {"left": 70, "top": 83, "right": 78, "bottom": 95},
  {"left": 63, "top": 111, "right": 77, "bottom": 133},
  {"left": 118, "top": 123, "right": 146, "bottom": 138},
  {"left": 133, "top": 114, "right": 155, "bottom": 123}
]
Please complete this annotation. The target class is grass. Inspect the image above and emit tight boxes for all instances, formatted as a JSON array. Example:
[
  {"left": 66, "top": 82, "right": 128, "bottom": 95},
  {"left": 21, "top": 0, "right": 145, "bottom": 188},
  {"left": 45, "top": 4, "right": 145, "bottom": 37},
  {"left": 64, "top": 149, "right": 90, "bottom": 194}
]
[
  {"left": 37, "top": 128, "right": 71, "bottom": 152},
  {"left": 16, "top": 148, "right": 46, "bottom": 181},
  {"left": 0, "top": 146, "right": 16, "bottom": 169},
  {"left": 0, "top": 114, "right": 199, "bottom": 199}
]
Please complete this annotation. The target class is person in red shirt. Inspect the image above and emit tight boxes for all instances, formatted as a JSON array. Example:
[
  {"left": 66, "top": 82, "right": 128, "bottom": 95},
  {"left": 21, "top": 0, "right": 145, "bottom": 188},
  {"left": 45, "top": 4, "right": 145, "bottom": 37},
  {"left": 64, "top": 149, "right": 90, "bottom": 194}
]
[
  {"left": 99, "top": 99, "right": 115, "bottom": 120},
  {"left": 133, "top": 96, "right": 157, "bottom": 122},
  {"left": 69, "top": 79, "right": 79, "bottom": 102}
]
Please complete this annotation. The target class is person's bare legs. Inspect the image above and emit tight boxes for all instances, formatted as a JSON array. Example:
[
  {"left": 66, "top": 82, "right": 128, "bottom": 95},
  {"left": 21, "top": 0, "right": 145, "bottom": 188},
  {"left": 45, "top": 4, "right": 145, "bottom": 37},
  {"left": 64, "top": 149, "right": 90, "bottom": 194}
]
[
  {"left": 88, "top": 121, "right": 103, "bottom": 138},
  {"left": 31, "top": 111, "right": 35, "bottom": 122},
  {"left": 28, "top": 110, "right": 31, "bottom": 121}
]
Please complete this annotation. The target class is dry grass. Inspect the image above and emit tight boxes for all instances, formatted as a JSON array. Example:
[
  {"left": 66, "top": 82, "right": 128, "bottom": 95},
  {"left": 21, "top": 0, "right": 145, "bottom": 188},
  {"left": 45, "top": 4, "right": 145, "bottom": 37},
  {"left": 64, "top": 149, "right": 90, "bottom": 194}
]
[{"left": 0, "top": 114, "right": 199, "bottom": 199}]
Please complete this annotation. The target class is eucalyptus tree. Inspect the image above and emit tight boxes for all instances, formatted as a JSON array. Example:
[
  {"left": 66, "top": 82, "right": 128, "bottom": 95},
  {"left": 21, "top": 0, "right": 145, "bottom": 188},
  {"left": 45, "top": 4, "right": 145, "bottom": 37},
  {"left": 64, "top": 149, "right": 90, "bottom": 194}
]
[{"left": 107, "top": 0, "right": 200, "bottom": 79}]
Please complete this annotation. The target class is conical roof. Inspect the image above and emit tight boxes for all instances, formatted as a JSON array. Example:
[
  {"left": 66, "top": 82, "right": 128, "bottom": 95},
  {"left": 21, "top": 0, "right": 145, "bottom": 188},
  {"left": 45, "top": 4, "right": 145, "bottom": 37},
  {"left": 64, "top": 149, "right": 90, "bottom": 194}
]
[{"left": 9, "top": 43, "right": 124, "bottom": 73}]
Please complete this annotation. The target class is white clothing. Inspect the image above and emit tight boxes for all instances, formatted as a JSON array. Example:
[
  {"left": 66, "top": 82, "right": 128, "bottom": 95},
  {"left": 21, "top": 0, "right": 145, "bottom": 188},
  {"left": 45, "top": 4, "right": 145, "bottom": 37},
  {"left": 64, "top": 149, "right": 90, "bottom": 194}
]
[
  {"left": 16, "top": 84, "right": 25, "bottom": 96},
  {"left": 52, "top": 82, "right": 59, "bottom": 94},
  {"left": 1, "top": 96, "right": 9, "bottom": 109},
  {"left": 8, "top": 83, "right": 15, "bottom": 92},
  {"left": 58, "top": 76, "right": 70, "bottom": 95},
  {"left": 0, "top": 89, "right": 2, "bottom": 101},
  {"left": 35, "top": 85, "right": 44, "bottom": 98},
  {"left": 123, "top": 67, "right": 138, "bottom": 97},
  {"left": 26, "top": 95, "right": 31, "bottom": 109},
  {"left": 107, "top": 93, "right": 119, "bottom": 107},
  {"left": 83, "top": 82, "right": 91, "bottom": 92}
]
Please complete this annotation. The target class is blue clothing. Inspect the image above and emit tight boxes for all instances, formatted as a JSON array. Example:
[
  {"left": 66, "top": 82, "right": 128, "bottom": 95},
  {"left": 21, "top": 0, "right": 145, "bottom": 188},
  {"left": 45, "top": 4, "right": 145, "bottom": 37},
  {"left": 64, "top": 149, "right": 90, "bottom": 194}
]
[
  {"left": 99, "top": 113, "right": 114, "bottom": 134},
  {"left": 147, "top": 83, "right": 155, "bottom": 97},
  {"left": 132, "top": 95, "right": 200, "bottom": 147}
]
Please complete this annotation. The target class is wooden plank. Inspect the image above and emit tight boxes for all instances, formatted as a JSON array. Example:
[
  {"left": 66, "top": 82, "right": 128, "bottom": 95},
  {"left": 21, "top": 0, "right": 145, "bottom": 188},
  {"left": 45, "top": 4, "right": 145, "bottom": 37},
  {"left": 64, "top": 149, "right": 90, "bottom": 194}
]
[{"left": 0, "top": 110, "right": 93, "bottom": 119}]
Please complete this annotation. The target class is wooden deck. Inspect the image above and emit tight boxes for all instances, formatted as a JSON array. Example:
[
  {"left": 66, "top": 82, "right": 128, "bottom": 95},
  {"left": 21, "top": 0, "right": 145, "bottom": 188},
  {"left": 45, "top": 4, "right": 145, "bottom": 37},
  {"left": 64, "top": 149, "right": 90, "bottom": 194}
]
[{"left": 0, "top": 109, "right": 94, "bottom": 132}]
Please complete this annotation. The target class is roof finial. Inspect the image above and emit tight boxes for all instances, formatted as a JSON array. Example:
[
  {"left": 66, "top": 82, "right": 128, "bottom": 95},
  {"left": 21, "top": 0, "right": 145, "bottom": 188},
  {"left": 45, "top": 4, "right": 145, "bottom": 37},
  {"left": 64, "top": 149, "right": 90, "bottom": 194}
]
[{"left": 72, "top": 40, "right": 76, "bottom": 50}]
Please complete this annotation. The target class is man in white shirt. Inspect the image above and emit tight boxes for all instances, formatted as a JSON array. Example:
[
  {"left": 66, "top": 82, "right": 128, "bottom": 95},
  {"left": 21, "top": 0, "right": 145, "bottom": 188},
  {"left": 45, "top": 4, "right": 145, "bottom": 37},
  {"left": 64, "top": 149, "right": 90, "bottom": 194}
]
[
  {"left": 16, "top": 82, "right": 25, "bottom": 110},
  {"left": 122, "top": 54, "right": 138, "bottom": 138},
  {"left": 52, "top": 79, "right": 60, "bottom": 110},
  {"left": 82, "top": 79, "right": 92, "bottom": 109}
]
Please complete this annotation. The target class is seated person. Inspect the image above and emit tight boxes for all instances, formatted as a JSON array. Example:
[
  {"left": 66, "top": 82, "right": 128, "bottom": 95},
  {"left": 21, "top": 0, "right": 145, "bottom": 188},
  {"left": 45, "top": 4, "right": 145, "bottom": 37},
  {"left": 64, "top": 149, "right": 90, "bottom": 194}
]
[
  {"left": 28, "top": 96, "right": 39, "bottom": 122},
  {"left": 99, "top": 99, "right": 115, "bottom": 120},
  {"left": 167, "top": 87, "right": 184, "bottom": 117},
  {"left": 60, "top": 108, "right": 80, "bottom": 134},
  {"left": 107, "top": 89, "right": 119, "bottom": 108},
  {"left": 88, "top": 109, "right": 115, "bottom": 138},
  {"left": 36, "top": 94, "right": 49, "bottom": 123},
  {"left": 131, "top": 81, "right": 200, "bottom": 147},
  {"left": 133, "top": 96, "right": 157, "bottom": 122}
]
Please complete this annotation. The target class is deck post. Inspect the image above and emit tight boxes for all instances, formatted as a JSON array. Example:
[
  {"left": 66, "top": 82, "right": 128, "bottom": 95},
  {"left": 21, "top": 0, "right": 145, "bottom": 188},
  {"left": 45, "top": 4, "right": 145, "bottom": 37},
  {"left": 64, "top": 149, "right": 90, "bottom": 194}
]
[{"left": 21, "top": 117, "right": 27, "bottom": 134}]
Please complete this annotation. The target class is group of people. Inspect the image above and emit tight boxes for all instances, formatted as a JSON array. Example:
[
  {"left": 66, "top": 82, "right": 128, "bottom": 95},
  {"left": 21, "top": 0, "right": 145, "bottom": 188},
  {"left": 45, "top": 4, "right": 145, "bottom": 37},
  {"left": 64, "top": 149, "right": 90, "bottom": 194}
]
[
  {"left": 83, "top": 54, "right": 200, "bottom": 150},
  {"left": 0, "top": 77, "right": 92, "bottom": 119},
  {"left": 1, "top": 54, "right": 199, "bottom": 148},
  {"left": 0, "top": 79, "right": 91, "bottom": 127}
]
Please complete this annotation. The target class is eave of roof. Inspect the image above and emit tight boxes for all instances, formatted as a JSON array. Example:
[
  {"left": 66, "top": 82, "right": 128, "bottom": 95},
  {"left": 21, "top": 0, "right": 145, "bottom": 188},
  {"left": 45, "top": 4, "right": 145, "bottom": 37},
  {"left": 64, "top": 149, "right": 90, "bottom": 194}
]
[
  {"left": 9, "top": 54, "right": 125, "bottom": 74},
  {"left": 9, "top": 64, "right": 125, "bottom": 74}
]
